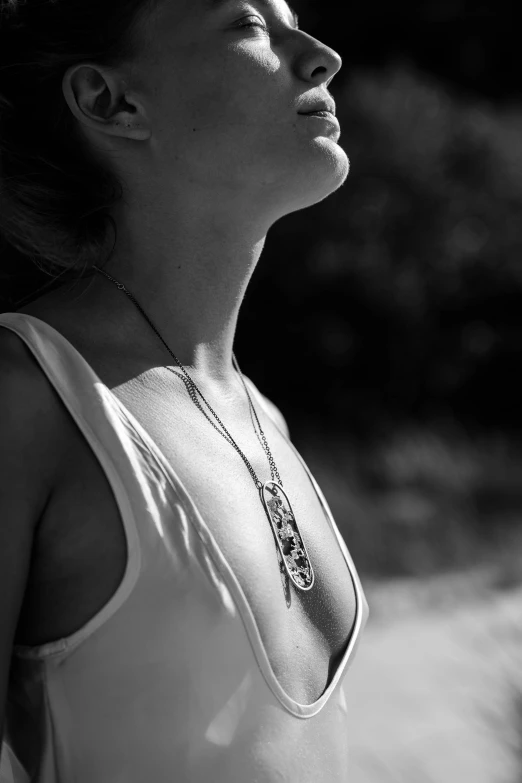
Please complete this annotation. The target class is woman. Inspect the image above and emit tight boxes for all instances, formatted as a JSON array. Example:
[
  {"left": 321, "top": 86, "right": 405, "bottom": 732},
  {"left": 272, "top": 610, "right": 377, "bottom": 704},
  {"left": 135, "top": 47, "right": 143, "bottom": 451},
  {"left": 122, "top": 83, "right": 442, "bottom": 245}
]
[{"left": 0, "top": 0, "right": 369, "bottom": 780}]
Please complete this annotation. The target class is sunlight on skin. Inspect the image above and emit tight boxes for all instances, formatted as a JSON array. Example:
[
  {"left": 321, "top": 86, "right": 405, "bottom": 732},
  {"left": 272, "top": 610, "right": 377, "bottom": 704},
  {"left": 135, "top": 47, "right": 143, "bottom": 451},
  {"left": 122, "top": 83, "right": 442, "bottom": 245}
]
[{"left": 61, "top": 0, "right": 349, "bottom": 381}]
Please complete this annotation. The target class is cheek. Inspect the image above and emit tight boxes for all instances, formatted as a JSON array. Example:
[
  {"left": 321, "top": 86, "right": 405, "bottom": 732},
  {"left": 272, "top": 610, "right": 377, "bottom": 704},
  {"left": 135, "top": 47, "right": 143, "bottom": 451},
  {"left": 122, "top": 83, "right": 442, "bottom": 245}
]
[
  {"left": 148, "top": 43, "right": 344, "bottom": 191},
  {"left": 160, "top": 45, "right": 283, "bottom": 135}
]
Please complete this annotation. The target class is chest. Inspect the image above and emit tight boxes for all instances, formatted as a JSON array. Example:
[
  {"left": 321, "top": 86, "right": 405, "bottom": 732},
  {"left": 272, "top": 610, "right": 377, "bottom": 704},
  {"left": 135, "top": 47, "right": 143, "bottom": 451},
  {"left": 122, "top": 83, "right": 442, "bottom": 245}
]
[{"left": 17, "top": 378, "right": 358, "bottom": 704}]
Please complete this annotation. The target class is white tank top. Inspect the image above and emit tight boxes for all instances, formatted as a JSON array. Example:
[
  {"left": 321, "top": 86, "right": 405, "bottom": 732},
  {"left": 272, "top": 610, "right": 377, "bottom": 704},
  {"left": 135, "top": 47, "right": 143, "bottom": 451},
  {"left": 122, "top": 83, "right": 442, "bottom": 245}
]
[{"left": 0, "top": 312, "right": 369, "bottom": 783}]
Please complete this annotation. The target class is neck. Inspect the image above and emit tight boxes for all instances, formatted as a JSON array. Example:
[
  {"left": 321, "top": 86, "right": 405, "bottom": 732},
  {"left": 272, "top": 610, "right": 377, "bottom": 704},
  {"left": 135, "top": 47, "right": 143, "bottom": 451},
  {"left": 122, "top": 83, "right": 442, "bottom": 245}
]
[{"left": 93, "top": 197, "right": 269, "bottom": 383}]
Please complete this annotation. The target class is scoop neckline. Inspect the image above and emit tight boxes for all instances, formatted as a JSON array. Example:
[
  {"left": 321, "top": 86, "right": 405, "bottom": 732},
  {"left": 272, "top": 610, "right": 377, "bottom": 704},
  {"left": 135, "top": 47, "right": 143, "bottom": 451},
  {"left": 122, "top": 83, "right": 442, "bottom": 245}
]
[{"left": 1, "top": 311, "right": 366, "bottom": 719}]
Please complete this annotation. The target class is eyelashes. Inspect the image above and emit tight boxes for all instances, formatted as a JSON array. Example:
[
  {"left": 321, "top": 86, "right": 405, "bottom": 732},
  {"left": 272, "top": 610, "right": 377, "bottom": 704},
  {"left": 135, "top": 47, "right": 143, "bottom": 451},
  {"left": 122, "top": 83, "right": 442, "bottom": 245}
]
[
  {"left": 233, "top": 11, "right": 300, "bottom": 35},
  {"left": 235, "top": 15, "right": 269, "bottom": 33}
]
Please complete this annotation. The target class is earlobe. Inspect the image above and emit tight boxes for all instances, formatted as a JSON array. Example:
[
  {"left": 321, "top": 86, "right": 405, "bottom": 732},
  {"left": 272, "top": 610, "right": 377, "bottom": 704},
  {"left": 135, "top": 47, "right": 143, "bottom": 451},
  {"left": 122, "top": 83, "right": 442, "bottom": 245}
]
[{"left": 62, "top": 64, "right": 151, "bottom": 141}]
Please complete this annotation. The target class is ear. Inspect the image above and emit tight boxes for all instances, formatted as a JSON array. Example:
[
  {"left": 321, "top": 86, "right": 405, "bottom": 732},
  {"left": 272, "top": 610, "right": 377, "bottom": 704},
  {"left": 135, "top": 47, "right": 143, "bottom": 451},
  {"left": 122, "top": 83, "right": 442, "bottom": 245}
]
[{"left": 62, "top": 64, "right": 151, "bottom": 142}]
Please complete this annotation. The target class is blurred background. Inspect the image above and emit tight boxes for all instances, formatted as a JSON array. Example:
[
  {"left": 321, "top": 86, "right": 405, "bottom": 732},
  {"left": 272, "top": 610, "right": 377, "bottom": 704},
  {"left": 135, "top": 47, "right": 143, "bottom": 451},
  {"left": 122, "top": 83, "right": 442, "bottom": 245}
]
[
  {"left": 1, "top": 1, "right": 520, "bottom": 779},
  {"left": 236, "top": 2, "right": 522, "bottom": 781}
]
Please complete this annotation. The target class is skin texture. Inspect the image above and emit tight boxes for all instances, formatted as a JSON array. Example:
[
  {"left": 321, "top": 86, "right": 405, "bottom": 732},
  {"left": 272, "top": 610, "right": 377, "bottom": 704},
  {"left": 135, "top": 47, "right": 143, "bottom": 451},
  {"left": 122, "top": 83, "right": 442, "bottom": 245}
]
[
  {"left": 0, "top": 0, "right": 355, "bottom": 736},
  {"left": 61, "top": 0, "right": 347, "bottom": 381}
]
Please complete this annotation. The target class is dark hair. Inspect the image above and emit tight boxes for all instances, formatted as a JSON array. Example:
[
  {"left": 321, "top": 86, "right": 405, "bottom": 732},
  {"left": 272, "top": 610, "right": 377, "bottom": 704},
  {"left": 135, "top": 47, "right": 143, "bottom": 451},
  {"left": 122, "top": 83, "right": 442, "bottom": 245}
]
[{"left": 0, "top": 0, "right": 155, "bottom": 306}]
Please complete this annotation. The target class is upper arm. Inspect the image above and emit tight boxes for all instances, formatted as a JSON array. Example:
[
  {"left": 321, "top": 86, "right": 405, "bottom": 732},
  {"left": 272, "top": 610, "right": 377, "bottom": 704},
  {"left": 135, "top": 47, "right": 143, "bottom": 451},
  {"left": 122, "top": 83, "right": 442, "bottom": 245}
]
[{"left": 0, "top": 329, "right": 65, "bottom": 739}]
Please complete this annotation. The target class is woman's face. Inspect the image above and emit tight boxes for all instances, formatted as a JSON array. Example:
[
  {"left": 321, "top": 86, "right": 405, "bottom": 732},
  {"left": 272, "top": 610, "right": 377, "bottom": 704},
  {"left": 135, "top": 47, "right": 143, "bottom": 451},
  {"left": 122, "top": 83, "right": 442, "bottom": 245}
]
[{"left": 132, "top": 0, "right": 348, "bottom": 221}]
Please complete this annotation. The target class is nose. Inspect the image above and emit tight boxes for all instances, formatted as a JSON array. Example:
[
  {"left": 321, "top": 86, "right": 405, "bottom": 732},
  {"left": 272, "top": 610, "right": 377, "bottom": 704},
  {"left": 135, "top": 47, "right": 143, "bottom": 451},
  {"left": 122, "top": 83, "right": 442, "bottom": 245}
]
[{"left": 294, "top": 33, "right": 342, "bottom": 86}]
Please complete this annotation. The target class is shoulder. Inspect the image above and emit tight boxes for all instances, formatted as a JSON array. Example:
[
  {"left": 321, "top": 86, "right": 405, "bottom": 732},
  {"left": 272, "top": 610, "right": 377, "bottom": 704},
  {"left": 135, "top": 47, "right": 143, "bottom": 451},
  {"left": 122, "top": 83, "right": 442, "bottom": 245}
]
[
  {"left": 244, "top": 376, "right": 291, "bottom": 440},
  {"left": 0, "top": 325, "right": 70, "bottom": 496},
  {"left": 0, "top": 323, "right": 56, "bottom": 411}
]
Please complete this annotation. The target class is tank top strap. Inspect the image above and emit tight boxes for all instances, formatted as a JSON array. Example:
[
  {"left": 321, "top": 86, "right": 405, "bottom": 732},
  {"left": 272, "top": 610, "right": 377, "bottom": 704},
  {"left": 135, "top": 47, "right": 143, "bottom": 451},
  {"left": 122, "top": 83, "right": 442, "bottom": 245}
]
[{"left": 0, "top": 311, "right": 143, "bottom": 658}]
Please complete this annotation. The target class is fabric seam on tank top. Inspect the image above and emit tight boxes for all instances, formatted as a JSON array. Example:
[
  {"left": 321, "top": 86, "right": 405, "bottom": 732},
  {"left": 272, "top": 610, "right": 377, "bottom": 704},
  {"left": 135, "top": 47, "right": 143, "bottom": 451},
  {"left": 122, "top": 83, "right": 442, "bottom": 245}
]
[
  {"left": 0, "top": 313, "right": 363, "bottom": 718},
  {"left": 108, "top": 368, "right": 365, "bottom": 718},
  {"left": 0, "top": 319, "right": 143, "bottom": 661}
]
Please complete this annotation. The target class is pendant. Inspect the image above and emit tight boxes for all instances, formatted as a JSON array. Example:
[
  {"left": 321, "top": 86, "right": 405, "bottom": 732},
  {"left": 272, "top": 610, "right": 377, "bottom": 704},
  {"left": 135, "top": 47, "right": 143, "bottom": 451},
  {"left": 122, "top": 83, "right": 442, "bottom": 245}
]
[{"left": 260, "top": 481, "right": 315, "bottom": 592}]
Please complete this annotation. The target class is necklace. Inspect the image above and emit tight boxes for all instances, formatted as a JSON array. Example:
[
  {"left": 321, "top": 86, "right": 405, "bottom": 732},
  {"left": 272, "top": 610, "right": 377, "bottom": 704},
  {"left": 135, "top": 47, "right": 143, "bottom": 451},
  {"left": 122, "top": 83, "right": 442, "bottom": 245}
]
[{"left": 93, "top": 265, "right": 315, "bottom": 595}]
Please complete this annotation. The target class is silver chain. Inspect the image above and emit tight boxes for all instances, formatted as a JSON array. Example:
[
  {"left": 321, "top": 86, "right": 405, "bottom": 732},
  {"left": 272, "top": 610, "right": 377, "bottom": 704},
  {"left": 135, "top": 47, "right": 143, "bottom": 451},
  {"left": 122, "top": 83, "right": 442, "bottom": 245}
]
[{"left": 93, "top": 265, "right": 283, "bottom": 491}]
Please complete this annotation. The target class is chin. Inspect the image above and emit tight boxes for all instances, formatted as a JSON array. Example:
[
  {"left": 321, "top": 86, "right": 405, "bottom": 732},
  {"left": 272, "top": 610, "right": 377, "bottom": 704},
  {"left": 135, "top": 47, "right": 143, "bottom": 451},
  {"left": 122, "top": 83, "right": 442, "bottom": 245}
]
[
  {"left": 253, "top": 138, "right": 350, "bottom": 220},
  {"left": 286, "top": 139, "right": 350, "bottom": 212}
]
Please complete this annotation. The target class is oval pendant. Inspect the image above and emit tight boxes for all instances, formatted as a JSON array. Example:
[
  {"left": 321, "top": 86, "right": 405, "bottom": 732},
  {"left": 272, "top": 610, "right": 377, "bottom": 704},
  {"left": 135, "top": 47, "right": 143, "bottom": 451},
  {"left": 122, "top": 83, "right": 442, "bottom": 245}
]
[{"left": 260, "top": 481, "right": 315, "bottom": 591}]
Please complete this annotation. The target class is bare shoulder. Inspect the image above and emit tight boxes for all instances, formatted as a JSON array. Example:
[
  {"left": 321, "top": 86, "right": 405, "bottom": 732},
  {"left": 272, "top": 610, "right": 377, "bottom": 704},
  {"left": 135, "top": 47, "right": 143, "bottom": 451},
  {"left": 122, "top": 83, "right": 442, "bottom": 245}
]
[
  {"left": 244, "top": 376, "right": 291, "bottom": 440},
  {"left": 0, "top": 325, "right": 70, "bottom": 491}
]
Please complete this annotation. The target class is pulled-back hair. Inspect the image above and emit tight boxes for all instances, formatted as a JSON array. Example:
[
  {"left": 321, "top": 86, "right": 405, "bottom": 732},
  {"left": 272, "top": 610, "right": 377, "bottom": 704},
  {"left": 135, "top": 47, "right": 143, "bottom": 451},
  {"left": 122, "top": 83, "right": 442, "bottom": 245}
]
[{"left": 0, "top": 0, "right": 155, "bottom": 306}]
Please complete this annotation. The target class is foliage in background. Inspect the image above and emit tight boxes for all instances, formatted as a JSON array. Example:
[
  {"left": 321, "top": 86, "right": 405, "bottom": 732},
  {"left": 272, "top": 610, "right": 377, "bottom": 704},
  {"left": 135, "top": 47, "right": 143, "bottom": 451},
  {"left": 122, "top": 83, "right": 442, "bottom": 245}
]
[
  {"left": 239, "top": 64, "right": 522, "bottom": 438},
  {"left": 300, "top": 426, "right": 522, "bottom": 580}
]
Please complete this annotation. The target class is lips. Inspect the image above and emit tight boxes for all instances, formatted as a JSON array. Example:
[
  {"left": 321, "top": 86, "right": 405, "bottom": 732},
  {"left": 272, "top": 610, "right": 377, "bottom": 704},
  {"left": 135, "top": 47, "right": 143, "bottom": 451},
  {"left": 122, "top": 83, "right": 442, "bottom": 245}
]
[
  {"left": 302, "top": 110, "right": 335, "bottom": 118},
  {"left": 297, "top": 100, "right": 337, "bottom": 117}
]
